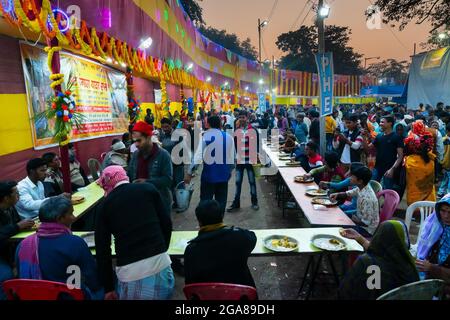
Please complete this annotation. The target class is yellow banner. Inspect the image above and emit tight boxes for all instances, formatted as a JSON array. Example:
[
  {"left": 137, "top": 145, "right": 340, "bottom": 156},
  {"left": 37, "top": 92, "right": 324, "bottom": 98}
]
[
  {"left": 421, "top": 47, "right": 449, "bottom": 70},
  {"left": 21, "top": 44, "right": 129, "bottom": 149}
]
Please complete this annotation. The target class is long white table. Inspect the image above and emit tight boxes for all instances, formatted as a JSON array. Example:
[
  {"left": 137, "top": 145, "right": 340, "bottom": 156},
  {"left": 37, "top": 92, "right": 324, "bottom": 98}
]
[
  {"left": 12, "top": 228, "right": 363, "bottom": 256},
  {"left": 260, "top": 142, "right": 355, "bottom": 227},
  {"left": 261, "top": 143, "right": 299, "bottom": 169},
  {"left": 278, "top": 167, "right": 355, "bottom": 227}
]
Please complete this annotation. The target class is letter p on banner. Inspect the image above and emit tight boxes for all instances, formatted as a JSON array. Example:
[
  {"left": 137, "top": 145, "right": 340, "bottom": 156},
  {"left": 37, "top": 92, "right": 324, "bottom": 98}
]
[
  {"left": 66, "top": 265, "right": 81, "bottom": 290},
  {"left": 315, "top": 52, "right": 334, "bottom": 117}
]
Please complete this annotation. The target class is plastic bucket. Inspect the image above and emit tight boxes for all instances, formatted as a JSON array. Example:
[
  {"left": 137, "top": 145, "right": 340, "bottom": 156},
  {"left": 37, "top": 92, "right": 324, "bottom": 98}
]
[
  {"left": 175, "top": 181, "right": 194, "bottom": 212},
  {"left": 253, "top": 164, "right": 262, "bottom": 178}
]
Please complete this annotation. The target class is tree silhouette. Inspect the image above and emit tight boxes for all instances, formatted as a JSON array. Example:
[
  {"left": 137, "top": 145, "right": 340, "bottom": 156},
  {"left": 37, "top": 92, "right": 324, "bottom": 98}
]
[
  {"left": 276, "top": 25, "right": 363, "bottom": 75},
  {"left": 369, "top": 0, "right": 450, "bottom": 32}
]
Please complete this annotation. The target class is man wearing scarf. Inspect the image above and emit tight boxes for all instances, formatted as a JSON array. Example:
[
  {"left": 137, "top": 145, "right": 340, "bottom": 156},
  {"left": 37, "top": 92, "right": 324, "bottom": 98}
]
[
  {"left": 96, "top": 166, "right": 174, "bottom": 300},
  {"left": 127, "top": 121, "right": 173, "bottom": 209},
  {"left": 16, "top": 196, "right": 103, "bottom": 299},
  {"left": 184, "top": 200, "right": 256, "bottom": 287}
]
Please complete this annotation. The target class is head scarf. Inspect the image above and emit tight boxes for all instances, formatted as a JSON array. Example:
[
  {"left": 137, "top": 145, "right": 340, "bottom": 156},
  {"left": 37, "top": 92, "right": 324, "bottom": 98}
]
[
  {"left": 132, "top": 121, "right": 153, "bottom": 137},
  {"left": 404, "top": 120, "right": 434, "bottom": 155},
  {"left": 417, "top": 194, "right": 450, "bottom": 263},
  {"left": 339, "top": 220, "right": 419, "bottom": 300},
  {"left": 367, "top": 220, "right": 419, "bottom": 282},
  {"left": 411, "top": 120, "right": 429, "bottom": 136},
  {"left": 98, "top": 165, "right": 130, "bottom": 197}
]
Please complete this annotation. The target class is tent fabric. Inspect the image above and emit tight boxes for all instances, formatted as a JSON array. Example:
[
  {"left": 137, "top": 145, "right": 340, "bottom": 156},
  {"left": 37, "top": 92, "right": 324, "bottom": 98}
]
[{"left": 407, "top": 47, "right": 450, "bottom": 109}]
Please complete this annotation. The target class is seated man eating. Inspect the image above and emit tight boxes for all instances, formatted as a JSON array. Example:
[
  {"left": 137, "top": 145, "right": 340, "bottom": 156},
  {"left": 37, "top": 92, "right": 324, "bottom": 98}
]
[{"left": 184, "top": 200, "right": 257, "bottom": 288}]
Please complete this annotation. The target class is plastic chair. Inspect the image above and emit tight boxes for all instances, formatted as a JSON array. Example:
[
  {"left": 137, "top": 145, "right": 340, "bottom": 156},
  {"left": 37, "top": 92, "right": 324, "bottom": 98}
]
[
  {"left": 87, "top": 158, "right": 103, "bottom": 181},
  {"left": 376, "top": 279, "right": 445, "bottom": 300},
  {"left": 369, "top": 180, "right": 382, "bottom": 194},
  {"left": 405, "top": 201, "right": 435, "bottom": 243},
  {"left": 100, "top": 152, "right": 107, "bottom": 162},
  {"left": 183, "top": 283, "right": 258, "bottom": 300},
  {"left": 377, "top": 189, "right": 400, "bottom": 223},
  {"left": 2, "top": 279, "right": 85, "bottom": 300}
]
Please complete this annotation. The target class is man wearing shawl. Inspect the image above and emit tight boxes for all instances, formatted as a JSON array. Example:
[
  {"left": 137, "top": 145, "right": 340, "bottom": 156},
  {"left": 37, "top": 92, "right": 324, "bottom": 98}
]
[
  {"left": 404, "top": 120, "right": 436, "bottom": 205},
  {"left": 96, "top": 166, "right": 174, "bottom": 300},
  {"left": 16, "top": 196, "right": 103, "bottom": 299},
  {"left": 339, "top": 221, "right": 420, "bottom": 299},
  {"left": 416, "top": 195, "right": 450, "bottom": 298}
]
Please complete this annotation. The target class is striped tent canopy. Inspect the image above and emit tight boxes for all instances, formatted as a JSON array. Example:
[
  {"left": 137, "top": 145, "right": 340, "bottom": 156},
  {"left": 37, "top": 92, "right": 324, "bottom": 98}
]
[{"left": 273, "top": 69, "right": 377, "bottom": 97}]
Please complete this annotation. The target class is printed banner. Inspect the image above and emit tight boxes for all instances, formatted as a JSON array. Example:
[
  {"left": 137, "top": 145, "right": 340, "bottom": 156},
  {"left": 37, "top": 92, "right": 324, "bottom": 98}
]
[
  {"left": 421, "top": 47, "right": 449, "bottom": 70},
  {"left": 258, "top": 92, "right": 266, "bottom": 113},
  {"left": 20, "top": 43, "right": 128, "bottom": 149},
  {"left": 315, "top": 52, "right": 334, "bottom": 116}
]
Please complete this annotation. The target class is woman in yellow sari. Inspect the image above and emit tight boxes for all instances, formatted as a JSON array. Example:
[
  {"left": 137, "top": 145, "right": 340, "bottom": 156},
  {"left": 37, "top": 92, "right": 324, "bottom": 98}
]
[{"left": 404, "top": 121, "right": 437, "bottom": 205}]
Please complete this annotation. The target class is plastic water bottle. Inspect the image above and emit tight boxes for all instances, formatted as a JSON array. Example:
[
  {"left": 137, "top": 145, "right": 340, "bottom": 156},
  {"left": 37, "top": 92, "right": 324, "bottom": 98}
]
[{"left": 419, "top": 271, "right": 427, "bottom": 280}]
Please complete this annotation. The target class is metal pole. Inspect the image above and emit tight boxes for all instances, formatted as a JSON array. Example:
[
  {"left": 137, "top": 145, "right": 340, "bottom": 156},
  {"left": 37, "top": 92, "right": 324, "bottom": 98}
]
[
  {"left": 258, "top": 19, "right": 262, "bottom": 66},
  {"left": 318, "top": 0, "right": 326, "bottom": 156},
  {"left": 272, "top": 55, "right": 275, "bottom": 111},
  {"left": 258, "top": 19, "right": 263, "bottom": 115}
]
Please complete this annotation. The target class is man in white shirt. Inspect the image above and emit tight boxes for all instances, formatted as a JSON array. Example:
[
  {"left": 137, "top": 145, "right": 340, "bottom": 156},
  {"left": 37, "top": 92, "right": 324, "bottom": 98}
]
[
  {"left": 333, "top": 114, "right": 363, "bottom": 169},
  {"left": 16, "top": 158, "right": 70, "bottom": 219}
]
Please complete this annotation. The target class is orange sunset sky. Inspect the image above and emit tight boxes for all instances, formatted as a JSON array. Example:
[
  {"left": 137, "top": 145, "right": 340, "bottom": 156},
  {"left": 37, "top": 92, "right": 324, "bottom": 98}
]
[{"left": 201, "top": 0, "right": 433, "bottom": 64}]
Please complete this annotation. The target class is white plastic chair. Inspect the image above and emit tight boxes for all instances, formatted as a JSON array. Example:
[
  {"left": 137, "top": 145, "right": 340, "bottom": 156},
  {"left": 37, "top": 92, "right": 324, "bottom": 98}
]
[
  {"left": 404, "top": 201, "right": 435, "bottom": 243},
  {"left": 404, "top": 201, "right": 435, "bottom": 257}
]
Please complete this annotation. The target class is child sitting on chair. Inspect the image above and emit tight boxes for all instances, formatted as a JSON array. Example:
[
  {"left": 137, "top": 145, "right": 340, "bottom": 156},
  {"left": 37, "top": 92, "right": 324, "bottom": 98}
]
[{"left": 330, "top": 166, "right": 379, "bottom": 237}]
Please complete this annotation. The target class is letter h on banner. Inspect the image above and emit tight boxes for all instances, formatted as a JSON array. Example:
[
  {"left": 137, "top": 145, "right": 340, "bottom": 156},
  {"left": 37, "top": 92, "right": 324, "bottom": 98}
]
[{"left": 315, "top": 52, "right": 334, "bottom": 117}]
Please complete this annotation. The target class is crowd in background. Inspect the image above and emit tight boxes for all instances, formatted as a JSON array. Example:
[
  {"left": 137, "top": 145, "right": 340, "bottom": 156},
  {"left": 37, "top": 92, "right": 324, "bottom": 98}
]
[{"left": 0, "top": 100, "right": 449, "bottom": 300}]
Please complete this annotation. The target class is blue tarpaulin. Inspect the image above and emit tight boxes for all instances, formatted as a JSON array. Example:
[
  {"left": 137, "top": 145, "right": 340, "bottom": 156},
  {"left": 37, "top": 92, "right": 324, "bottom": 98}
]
[{"left": 360, "top": 85, "right": 405, "bottom": 97}]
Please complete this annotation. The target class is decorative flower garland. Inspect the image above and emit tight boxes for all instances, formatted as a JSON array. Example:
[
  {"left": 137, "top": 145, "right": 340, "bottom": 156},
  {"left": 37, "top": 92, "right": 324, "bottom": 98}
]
[
  {"left": 160, "top": 79, "right": 170, "bottom": 118},
  {"left": 44, "top": 46, "right": 64, "bottom": 89},
  {"left": 125, "top": 67, "right": 141, "bottom": 126},
  {"left": 34, "top": 76, "right": 84, "bottom": 143},
  {"left": 2, "top": 0, "right": 262, "bottom": 107}
]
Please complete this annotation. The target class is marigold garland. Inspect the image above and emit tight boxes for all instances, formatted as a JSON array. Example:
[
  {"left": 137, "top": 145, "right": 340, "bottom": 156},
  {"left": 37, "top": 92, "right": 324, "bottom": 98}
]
[{"left": 3, "top": 0, "right": 251, "bottom": 103}]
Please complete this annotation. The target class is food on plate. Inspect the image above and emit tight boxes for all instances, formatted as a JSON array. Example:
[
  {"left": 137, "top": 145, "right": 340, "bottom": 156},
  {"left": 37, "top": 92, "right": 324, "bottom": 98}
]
[
  {"left": 306, "top": 189, "right": 328, "bottom": 197},
  {"left": 311, "top": 197, "right": 337, "bottom": 206},
  {"left": 312, "top": 236, "right": 346, "bottom": 251},
  {"left": 329, "top": 238, "right": 341, "bottom": 245},
  {"left": 71, "top": 195, "right": 85, "bottom": 205},
  {"left": 294, "top": 175, "right": 314, "bottom": 183},
  {"left": 271, "top": 237, "right": 297, "bottom": 249}
]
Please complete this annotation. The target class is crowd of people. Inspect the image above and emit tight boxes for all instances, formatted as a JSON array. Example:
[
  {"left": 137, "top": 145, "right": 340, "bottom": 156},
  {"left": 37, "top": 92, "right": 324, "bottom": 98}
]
[{"left": 0, "top": 101, "right": 449, "bottom": 300}]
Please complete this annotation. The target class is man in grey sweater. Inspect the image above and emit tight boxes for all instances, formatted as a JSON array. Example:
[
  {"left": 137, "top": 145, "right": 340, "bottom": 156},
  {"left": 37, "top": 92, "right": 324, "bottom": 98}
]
[{"left": 127, "top": 121, "right": 173, "bottom": 210}]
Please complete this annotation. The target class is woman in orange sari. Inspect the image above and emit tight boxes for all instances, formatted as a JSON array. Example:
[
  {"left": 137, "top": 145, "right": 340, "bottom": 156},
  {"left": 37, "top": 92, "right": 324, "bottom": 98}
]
[{"left": 404, "top": 121, "right": 437, "bottom": 205}]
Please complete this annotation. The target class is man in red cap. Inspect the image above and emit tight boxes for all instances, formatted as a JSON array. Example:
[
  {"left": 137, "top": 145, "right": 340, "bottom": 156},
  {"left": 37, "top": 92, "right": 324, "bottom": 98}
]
[{"left": 127, "top": 121, "right": 173, "bottom": 209}]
